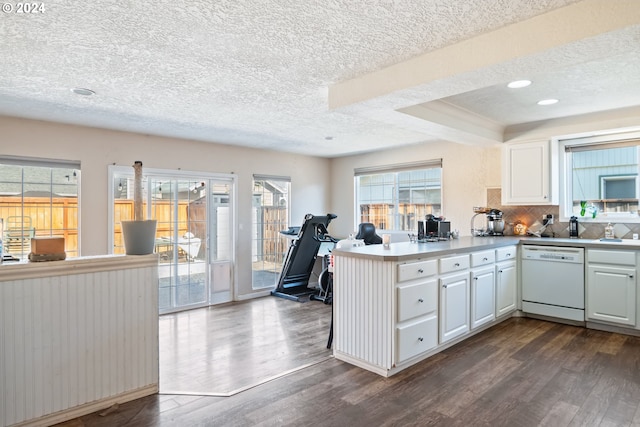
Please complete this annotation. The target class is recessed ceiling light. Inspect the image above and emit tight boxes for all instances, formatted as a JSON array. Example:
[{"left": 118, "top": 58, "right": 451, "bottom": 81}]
[
  {"left": 537, "top": 98, "right": 558, "bottom": 106},
  {"left": 507, "top": 80, "right": 532, "bottom": 89},
  {"left": 71, "top": 88, "right": 95, "bottom": 96}
]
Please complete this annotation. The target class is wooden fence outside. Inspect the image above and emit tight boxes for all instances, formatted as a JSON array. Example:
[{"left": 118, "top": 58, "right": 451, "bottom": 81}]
[
  {"left": 360, "top": 203, "right": 441, "bottom": 231},
  {"left": 2, "top": 197, "right": 286, "bottom": 260},
  {"left": 0, "top": 197, "right": 78, "bottom": 256},
  {"left": 258, "top": 206, "right": 289, "bottom": 264}
]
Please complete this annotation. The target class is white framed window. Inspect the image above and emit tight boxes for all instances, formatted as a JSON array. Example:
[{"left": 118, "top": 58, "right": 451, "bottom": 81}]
[
  {"left": 559, "top": 131, "right": 640, "bottom": 222},
  {"left": 354, "top": 160, "right": 442, "bottom": 231},
  {"left": 251, "top": 175, "right": 291, "bottom": 289},
  {"left": 0, "top": 156, "right": 80, "bottom": 259}
]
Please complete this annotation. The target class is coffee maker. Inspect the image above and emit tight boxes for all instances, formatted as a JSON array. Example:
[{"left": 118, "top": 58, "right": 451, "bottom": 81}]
[
  {"left": 486, "top": 209, "right": 504, "bottom": 236},
  {"left": 418, "top": 215, "right": 450, "bottom": 240}
]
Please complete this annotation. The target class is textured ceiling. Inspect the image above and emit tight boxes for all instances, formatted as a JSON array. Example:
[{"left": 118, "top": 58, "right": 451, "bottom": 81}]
[{"left": 1, "top": 0, "right": 639, "bottom": 157}]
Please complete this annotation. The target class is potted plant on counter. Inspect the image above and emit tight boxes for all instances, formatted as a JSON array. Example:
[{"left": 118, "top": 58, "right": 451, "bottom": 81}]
[{"left": 121, "top": 161, "right": 157, "bottom": 255}]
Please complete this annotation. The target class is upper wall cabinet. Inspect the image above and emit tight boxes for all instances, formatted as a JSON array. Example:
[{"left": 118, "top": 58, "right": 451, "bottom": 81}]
[{"left": 502, "top": 140, "right": 558, "bottom": 205}]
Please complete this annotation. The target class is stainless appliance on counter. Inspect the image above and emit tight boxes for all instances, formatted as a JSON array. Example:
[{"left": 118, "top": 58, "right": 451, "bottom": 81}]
[
  {"left": 486, "top": 209, "right": 504, "bottom": 235},
  {"left": 471, "top": 207, "right": 505, "bottom": 236},
  {"left": 521, "top": 245, "right": 585, "bottom": 321}
]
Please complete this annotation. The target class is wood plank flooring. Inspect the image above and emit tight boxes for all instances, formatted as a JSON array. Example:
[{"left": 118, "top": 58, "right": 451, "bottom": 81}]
[
  {"left": 158, "top": 296, "right": 332, "bottom": 395},
  {"left": 56, "top": 301, "right": 640, "bottom": 427}
]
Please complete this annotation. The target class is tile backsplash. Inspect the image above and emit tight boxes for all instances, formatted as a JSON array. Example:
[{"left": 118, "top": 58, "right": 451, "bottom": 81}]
[{"left": 487, "top": 188, "right": 640, "bottom": 239}]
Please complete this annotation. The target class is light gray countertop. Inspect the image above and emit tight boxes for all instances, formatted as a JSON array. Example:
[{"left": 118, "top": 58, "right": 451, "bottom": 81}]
[{"left": 332, "top": 236, "right": 640, "bottom": 262}]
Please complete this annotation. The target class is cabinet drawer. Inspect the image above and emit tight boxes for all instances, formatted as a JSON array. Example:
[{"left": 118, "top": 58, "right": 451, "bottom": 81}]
[
  {"left": 496, "top": 246, "right": 517, "bottom": 262},
  {"left": 397, "top": 279, "right": 438, "bottom": 322},
  {"left": 398, "top": 259, "right": 437, "bottom": 282},
  {"left": 587, "top": 249, "right": 636, "bottom": 266},
  {"left": 439, "top": 254, "right": 469, "bottom": 274},
  {"left": 396, "top": 315, "right": 438, "bottom": 363},
  {"left": 471, "top": 250, "right": 495, "bottom": 267}
]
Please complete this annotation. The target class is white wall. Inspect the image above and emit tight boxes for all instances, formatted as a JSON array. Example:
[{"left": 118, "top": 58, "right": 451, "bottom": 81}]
[
  {"left": 1, "top": 116, "right": 330, "bottom": 298},
  {"left": 330, "top": 141, "right": 502, "bottom": 238}
]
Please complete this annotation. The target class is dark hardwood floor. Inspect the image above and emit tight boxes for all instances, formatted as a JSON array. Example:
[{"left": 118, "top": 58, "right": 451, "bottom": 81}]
[{"left": 56, "top": 300, "right": 640, "bottom": 427}]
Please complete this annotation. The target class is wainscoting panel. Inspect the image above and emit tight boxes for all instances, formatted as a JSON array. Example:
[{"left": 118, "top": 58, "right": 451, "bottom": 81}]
[
  {"left": 333, "top": 256, "right": 394, "bottom": 371},
  {"left": 0, "top": 255, "right": 159, "bottom": 427}
]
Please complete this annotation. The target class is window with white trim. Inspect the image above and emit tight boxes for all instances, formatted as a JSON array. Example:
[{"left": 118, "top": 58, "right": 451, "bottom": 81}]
[
  {"left": 354, "top": 160, "right": 442, "bottom": 231},
  {"left": 0, "top": 156, "right": 80, "bottom": 259},
  {"left": 560, "top": 132, "right": 640, "bottom": 221},
  {"left": 251, "top": 175, "right": 291, "bottom": 289}
]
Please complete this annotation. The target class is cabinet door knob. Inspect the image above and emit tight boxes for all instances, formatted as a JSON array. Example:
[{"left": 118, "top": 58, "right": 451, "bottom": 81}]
[
  {"left": 474, "top": 277, "right": 478, "bottom": 281},
  {"left": 454, "top": 262, "right": 460, "bottom": 267},
  {"left": 483, "top": 257, "right": 488, "bottom": 261},
  {"left": 418, "top": 268, "right": 424, "bottom": 274},
  {"left": 442, "top": 284, "right": 447, "bottom": 289},
  {"left": 630, "top": 275, "right": 634, "bottom": 279},
  {"left": 418, "top": 337, "right": 424, "bottom": 342},
  {"left": 498, "top": 270, "right": 503, "bottom": 273},
  {"left": 418, "top": 298, "right": 424, "bottom": 303}
]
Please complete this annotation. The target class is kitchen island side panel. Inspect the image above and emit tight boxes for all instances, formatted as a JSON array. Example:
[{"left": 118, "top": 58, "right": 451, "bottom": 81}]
[{"left": 334, "top": 255, "right": 395, "bottom": 370}]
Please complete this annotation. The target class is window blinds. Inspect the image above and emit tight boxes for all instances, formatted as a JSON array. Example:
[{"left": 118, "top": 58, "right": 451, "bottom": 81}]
[{"left": 354, "top": 159, "right": 442, "bottom": 176}]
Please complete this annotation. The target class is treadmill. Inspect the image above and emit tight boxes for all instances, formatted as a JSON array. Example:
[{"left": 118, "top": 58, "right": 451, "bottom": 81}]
[{"left": 271, "top": 213, "right": 337, "bottom": 302}]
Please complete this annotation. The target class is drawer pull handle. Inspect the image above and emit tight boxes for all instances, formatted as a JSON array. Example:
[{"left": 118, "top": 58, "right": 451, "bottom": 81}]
[
  {"left": 483, "top": 257, "right": 488, "bottom": 261},
  {"left": 418, "top": 268, "right": 424, "bottom": 274},
  {"left": 506, "top": 253, "right": 511, "bottom": 257},
  {"left": 418, "top": 337, "right": 424, "bottom": 342},
  {"left": 418, "top": 298, "right": 424, "bottom": 303},
  {"left": 454, "top": 262, "right": 460, "bottom": 267}
]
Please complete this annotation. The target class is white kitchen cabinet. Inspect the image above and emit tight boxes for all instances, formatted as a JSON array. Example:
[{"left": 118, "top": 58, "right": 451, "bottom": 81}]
[
  {"left": 440, "top": 272, "right": 470, "bottom": 343},
  {"left": 439, "top": 253, "right": 470, "bottom": 274},
  {"left": 496, "top": 260, "right": 517, "bottom": 317},
  {"left": 397, "top": 278, "right": 438, "bottom": 322},
  {"left": 587, "top": 249, "right": 636, "bottom": 327},
  {"left": 396, "top": 263, "right": 439, "bottom": 363},
  {"left": 396, "top": 314, "right": 438, "bottom": 362},
  {"left": 471, "top": 266, "right": 496, "bottom": 329},
  {"left": 502, "top": 140, "right": 557, "bottom": 205}
]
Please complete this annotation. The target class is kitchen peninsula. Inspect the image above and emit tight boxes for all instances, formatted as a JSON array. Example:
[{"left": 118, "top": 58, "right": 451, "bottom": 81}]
[
  {"left": 0, "top": 254, "right": 159, "bottom": 427},
  {"left": 332, "top": 237, "right": 519, "bottom": 377},
  {"left": 332, "top": 236, "right": 640, "bottom": 377}
]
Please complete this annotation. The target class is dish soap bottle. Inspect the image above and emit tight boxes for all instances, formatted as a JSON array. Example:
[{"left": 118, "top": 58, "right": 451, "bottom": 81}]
[{"left": 604, "top": 222, "right": 615, "bottom": 239}]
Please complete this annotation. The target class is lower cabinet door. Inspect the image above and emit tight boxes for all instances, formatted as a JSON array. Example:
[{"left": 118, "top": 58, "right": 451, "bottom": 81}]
[
  {"left": 587, "top": 264, "right": 636, "bottom": 326},
  {"left": 440, "top": 273, "right": 470, "bottom": 343},
  {"left": 396, "top": 315, "right": 438, "bottom": 363},
  {"left": 471, "top": 267, "right": 496, "bottom": 329},
  {"left": 496, "top": 261, "right": 517, "bottom": 316}
]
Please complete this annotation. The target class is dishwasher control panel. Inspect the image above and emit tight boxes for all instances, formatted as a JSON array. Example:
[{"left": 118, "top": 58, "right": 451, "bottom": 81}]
[
  {"left": 539, "top": 252, "right": 579, "bottom": 262},
  {"left": 521, "top": 246, "right": 584, "bottom": 263}
]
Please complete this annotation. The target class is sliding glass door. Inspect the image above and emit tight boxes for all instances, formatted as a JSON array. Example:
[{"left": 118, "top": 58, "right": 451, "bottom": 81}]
[
  {"left": 152, "top": 177, "right": 208, "bottom": 311},
  {"left": 111, "top": 166, "right": 235, "bottom": 313}
]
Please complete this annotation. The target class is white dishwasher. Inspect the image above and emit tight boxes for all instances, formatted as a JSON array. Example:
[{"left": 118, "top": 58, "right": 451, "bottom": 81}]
[{"left": 521, "top": 245, "right": 585, "bottom": 322}]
